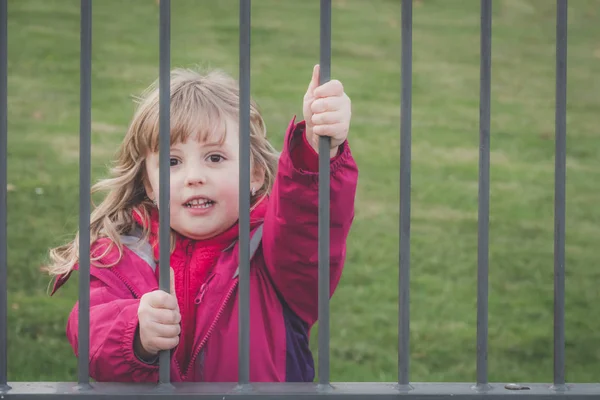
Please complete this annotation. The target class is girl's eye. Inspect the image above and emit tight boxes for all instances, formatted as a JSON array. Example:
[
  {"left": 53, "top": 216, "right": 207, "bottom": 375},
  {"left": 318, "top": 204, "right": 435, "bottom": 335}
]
[
  {"left": 208, "top": 154, "right": 224, "bottom": 163},
  {"left": 170, "top": 158, "right": 180, "bottom": 167}
]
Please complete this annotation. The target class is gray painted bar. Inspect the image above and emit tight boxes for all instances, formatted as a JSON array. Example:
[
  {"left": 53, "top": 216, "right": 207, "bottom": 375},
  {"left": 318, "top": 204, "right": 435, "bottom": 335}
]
[
  {"left": 476, "top": 0, "right": 492, "bottom": 391},
  {"left": 553, "top": 0, "right": 568, "bottom": 391},
  {"left": 0, "top": 0, "right": 8, "bottom": 391},
  {"left": 77, "top": 0, "right": 92, "bottom": 389},
  {"left": 398, "top": 0, "right": 412, "bottom": 389},
  {"left": 317, "top": 0, "right": 332, "bottom": 389},
  {"left": 238, "top": 0, "right": 252, "bottom": 387},
  {"left": 158, "top": 0, "right": 172, "bottom": 386}
]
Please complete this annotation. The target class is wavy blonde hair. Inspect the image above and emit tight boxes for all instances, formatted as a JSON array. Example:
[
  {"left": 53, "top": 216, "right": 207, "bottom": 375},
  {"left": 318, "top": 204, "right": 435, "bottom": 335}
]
[{"left": 46, "top": 67, "right": 280, "bottom": 277}]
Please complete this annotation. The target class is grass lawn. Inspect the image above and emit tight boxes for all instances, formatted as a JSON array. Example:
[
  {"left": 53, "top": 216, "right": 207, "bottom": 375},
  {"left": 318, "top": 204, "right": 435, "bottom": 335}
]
[{"left": 5, "top": 0, "right": 600, "bottom": 384}]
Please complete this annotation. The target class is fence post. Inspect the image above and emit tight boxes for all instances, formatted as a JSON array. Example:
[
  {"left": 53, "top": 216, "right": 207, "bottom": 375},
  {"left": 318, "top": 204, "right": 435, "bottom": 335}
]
[
  {"left": 158, "top": 0, "right": 173, "bottom": 387},
  {"left": 238, "top": 0, "right": 251, "bottom": 388},
  {"left": 318, "top": 0, "right": 332, "bottom": 391},
  {"left": 0, "top": 0, "right": 8, "bottom": 391},
  {"left": 552, "top": 0, "right": 568, "bottom": 392},
  {"left": 398, "top": 0, "right": 412, "bottom": 391},
  {"left": 475, "top": 0, "right": 492, "bottom": 393},
  {"left": 76, "top": 0, "right": 92, "bottom": 391}
]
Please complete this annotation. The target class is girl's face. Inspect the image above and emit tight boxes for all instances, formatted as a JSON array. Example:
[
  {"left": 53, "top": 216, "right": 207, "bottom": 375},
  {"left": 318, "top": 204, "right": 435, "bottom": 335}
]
[{"left": 143, "top": 119, "right": 264, "bottom": 240}]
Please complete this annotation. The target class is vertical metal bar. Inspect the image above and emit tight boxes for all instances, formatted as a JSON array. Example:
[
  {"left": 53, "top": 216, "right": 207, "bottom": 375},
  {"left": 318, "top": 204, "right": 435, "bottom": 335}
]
[
  {"left": 398, "top": 0, "right": 412, "bottom": 390},
  {"left": 475, "top": 0, "right": 492, "bottom": 392},
  {"left": 238, "top": 0, "right": 251, "bottom": 387},
  {"left": 318, "top": 0, "right": 331, "bottom": 389},
  {"left": 77, "top": 0, "right": 92, "bottom": 389},
  {"left": 158, "top": 0, "right": 171, "bottom": 386},
  {"left": 0, "top": 0, "right": 8, "bottom": 392},
  {"left": 553, "top": 0, "right": 567, "bottom": 391}
]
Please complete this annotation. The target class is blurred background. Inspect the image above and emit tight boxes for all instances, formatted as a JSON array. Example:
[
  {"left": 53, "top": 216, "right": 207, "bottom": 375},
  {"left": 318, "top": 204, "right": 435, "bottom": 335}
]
[{"left": 4, "top": 0, "right": 600, "bottom": 383}]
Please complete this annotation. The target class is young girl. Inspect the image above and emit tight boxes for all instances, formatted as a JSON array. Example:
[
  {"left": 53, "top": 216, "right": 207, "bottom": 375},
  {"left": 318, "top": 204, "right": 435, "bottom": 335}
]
[{"left": 47, "top": 65, "right": 358, "bottom": 383}]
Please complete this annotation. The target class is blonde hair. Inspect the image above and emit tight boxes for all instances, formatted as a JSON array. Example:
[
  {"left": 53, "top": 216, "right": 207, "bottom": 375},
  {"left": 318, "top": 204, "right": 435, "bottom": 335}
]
[{"left": 46, "top": 67, "right": 280, "bottom": 277}]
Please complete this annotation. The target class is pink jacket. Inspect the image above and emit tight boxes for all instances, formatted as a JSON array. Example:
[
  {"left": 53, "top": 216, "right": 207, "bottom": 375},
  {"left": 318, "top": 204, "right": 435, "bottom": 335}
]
[{"left": 52, "top": 117, "right": 358, "bottom": 382}]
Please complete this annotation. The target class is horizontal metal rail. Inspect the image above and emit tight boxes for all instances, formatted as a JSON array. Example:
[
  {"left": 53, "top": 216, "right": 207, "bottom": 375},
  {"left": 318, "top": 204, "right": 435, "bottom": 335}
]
[{"left": 4, "top": 382, "right": 600, "bottom": 399}]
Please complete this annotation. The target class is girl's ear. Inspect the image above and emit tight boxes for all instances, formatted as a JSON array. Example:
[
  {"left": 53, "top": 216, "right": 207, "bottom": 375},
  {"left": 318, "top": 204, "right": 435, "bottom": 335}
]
[{"left": 250, "top": 164, "right": 266, "bottom": 195}]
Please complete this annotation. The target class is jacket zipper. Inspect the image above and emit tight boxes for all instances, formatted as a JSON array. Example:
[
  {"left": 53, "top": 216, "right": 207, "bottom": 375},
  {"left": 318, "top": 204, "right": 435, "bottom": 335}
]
[
  {"left": 195, "top": 273, "right": 216, "bottom": 305},
  {"left": 183, "top": 241, "right": 193, "bottom": 331},
  {"left": 184, "top": 277, "right": 239, "bottom": 380},
  {"left": 175, "top": 241, "right": 194, "bottom": 376}
]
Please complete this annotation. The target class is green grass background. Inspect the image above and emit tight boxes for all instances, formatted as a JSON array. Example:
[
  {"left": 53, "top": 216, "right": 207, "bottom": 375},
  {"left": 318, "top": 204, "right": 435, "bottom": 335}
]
[{"left": 5, "top": 0, "right": 600, "bottom": 383}]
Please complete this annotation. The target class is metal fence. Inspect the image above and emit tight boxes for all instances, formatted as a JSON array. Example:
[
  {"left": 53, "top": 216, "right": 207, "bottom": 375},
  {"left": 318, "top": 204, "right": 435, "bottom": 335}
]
[{"left": 1, "top": 0, "right": 598, "bottom": 398}]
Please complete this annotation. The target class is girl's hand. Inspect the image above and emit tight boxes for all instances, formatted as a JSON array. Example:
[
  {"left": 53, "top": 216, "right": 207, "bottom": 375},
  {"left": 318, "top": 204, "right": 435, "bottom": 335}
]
[
  {"left": 135, "top": 268, "right": 181, "bottom": 361},
  {"left": 303, "top": 64, "right": 351, "bottom": 158}
]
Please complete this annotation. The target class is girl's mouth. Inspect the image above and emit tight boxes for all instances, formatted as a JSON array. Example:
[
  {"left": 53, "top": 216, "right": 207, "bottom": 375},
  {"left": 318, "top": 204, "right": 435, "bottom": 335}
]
[{"left": 184, "top": 198, "right": 215, "bottom": 209}]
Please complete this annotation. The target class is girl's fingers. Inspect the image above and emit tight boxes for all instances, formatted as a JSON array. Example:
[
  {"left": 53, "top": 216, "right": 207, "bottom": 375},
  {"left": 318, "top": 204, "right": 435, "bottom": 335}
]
[
  {"left": 311, "top": 110, "right": 344, "bottom": 126},
  {"left": 313, "top": 79, "right": 344, "bottom": 99},
  {"left": 313, "top": 122, "right": 348, "bottom": 137},
  {"left": 152, "top": 322, "right": 181, "bottom": 339},
  {"left": 310, "top": 96, "right": 344, "bottom": 114}
]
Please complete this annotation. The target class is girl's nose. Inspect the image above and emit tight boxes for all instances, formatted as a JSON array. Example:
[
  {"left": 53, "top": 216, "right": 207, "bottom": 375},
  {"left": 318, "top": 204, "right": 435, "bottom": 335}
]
[{"left": 184, "top": 168, "right": 207, "bottom": 186}]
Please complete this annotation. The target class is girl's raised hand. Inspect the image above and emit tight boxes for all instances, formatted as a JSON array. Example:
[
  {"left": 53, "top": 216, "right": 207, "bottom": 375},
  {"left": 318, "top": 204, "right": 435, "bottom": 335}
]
[{"left": 303, "top": 64, "right": 351, "bottom": 158}]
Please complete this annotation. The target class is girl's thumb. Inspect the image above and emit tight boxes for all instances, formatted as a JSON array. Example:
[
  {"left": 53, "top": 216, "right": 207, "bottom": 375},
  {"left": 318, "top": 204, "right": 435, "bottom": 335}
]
[{"left": 306, "top": 64, "right": 320, "bottom": 95}]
